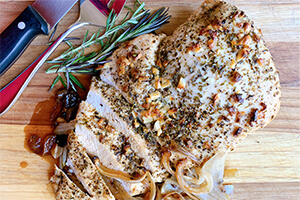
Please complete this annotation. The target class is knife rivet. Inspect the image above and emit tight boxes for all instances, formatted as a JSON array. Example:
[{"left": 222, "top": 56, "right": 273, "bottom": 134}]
[{"left": 18, "top": 22, "right": 26, "bottom": 30}]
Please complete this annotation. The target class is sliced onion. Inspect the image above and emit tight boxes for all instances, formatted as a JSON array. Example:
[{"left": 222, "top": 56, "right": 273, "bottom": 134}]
[
  {"left": 160, "top": 177, "right": 197, "bottom": 200},
  {"left": 102, "top": 176, "right": 143, "bottom": 200},
  {"left": 183, "top": 167, "right": 205, "bottom": 185},
  {"left": 156, "top": 185, "right": 163, "bottom": 200},
  {"left": 202, "top": 151, "right": 227, "bottom": 183},
  {"left": 161, "top": 150, "right": 175, "bottom": 175},
  {"left": 170, "top": 141, "right": 201, "bottom": 165},
  {"left": 160, "top": 151, "right": 232, "bottom": 200},
  {"left": 162, "top": 192, "right": 185, "bottom": 200},
  {"left": 51, "top": 143, "right": 63, "bottom": 159},
  {"left": 53, "top": 120, "right": 75, "bottom": 135},
  {"left": 93, "top": 157, "right": 147, "bottom": 183},
  {"left": 143, "top": 171, "right": 156, "bottom": 200},
  {"left": 194, "top": 151, "right": 233, "bottom": 200},
  {"left": 58, "top": 146, "right": 67, "bottom": 169},
  {"left": 175, "top": 159, "right": 213, "bottom": 195},
  {"left": 160, "top": 178, "right": 182, "bottom": 195},
  {"left": 161, "top": 150, "right": 204, "bottom": 185}
]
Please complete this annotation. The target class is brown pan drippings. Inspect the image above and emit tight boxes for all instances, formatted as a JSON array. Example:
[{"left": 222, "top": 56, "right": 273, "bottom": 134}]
[{"left": 24, "top": 75, "right": 91, "bottom": 178}]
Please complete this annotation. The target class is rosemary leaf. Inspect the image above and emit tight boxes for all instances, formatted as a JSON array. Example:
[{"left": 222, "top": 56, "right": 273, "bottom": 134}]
[
  {"left": 96, "top": 28, "right": 102, "bottom": 38},
  {"left": 82, "top": 30, "right": 89, "bottom": 44},
  {"left": 69, "top": 77, "right": 77, "bottom": 92},
  {"left": 65, "top": 71, "right": 70, "bottom": 90},
  {"left": 59, "top": 76, "right": 67, "bottom": 88},
  {"left": 124, "top": 6, "right": 134, "bottom": 13},
  {"left": 46, "top": 64, "right": 60, "bottom": 72},
  {"left": 47, "top": 1, "right": 171, "bottom": 91},
  {"left": 64, "top": 40, "right": 73, "bottom": 48},
  {"left": 49, "top": 75, "right": 60, "bottom": 91},
  {"left": 69, "top": 73, "right": 85, "bottom": 90}
]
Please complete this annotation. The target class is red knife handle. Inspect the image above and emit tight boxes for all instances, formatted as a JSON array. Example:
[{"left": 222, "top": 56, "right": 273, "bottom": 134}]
[
  {"left": 0, "top": 52, "right": 42, "bottom": 115},
  {"left": 0, "top": 22, "right": 88, "bottom": 116}
]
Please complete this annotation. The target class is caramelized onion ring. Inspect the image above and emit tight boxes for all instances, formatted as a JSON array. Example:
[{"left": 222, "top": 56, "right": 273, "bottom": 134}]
[
  {"left": 146, "top": 171, "right": 156, "bottom": 200},
  {"left": 161, "top": 150, "right": 175, "bottom": 175},
  {"left": 104, "top": 177, "right": 143, "bottom": 200},
  {"left": 162, "top": 150, "right": 203, "bottom": 185},
  {"left": 93, "top": 157, "right": 147, "bottom": 183},
  {"left": 175, "top": 159, "right": 213, "bottom": 195},
  {"left": 183, "top": 167, "right": 205, "bottom": 185}
]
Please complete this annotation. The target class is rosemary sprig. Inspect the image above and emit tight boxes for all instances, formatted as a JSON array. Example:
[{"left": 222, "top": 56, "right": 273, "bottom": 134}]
[{"left": 47, "top": 1, "right": 171, "bottom": 91}]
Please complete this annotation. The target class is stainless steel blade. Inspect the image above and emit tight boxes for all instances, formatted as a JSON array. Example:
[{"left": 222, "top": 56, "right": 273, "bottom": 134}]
[{"left": 32, "top": 0, "right": 78, "bottom": 30}]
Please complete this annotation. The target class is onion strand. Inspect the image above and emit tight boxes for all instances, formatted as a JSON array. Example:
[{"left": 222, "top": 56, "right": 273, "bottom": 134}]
[
  {"left": 103, "top": 176, "right": 143, "bottom": 200},
  {"left": 145, "top": 171, "right": 156, "bottom": 200},
  {"left": 170, "top": 141, "right": 201, "bottom": 165},
  {"left": 161, "top": 150, "right": 175, "bottom": 175},
  {"left": 175, "top": 159, "right": 213, "bottom": 195},
  {"left": 93, "top": 157, "right": 147, "bottom": 183}
]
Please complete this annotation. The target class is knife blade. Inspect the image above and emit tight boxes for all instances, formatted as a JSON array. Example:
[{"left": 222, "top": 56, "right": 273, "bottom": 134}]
[{"left": 0, "top": 0, "right": 77, "bottom": 76}]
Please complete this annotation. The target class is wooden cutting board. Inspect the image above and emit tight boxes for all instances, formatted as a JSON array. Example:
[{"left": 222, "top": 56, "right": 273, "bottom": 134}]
[{"left": 0, "top": 0, "right": 299, "bottom": 199}]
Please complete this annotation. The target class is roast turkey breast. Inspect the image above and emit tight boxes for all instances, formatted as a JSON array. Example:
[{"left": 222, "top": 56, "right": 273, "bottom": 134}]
[
  {"left": 51, "top": 0, "right": 281, "bottom": 199},
  {"left": 97, "top": 0, "right": 280, "bottom": 174}
]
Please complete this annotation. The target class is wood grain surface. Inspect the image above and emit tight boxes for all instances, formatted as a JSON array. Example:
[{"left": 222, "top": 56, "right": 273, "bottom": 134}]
[{"left": 0, "top": 0, "right": 299, "bottom": 199}]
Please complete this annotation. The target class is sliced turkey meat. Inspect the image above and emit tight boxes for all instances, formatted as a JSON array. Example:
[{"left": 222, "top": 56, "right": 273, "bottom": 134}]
[
  {"left": 86, "top": 77, "right": 168, "bottom": 182},
  {"left": 67, "top": 131, "right": 115, "bottom": 200},
  {"left": 50, "top": 165, "right": 93, "bottom": 200},
  {"left": 75, "top": 101, "right": 148, "bottom": 195}
]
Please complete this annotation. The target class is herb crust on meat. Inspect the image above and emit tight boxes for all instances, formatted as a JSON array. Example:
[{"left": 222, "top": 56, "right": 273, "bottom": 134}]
[{"left": 51, "top": 0, "right": 281, "bottom": 199}]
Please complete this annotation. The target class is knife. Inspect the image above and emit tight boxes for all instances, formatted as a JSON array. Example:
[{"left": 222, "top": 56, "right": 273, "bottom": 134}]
[
  {"left": 0, "top": 0, "right": 127, "bottom": 116},
  {"left": 0, "top": 0, "right": 78, "bottom": 76}
]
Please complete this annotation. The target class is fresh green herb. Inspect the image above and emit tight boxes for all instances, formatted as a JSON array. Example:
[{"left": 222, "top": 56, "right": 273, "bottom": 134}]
[{"left": 47, "top": 1, "right": 171, "bottom": 91}]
